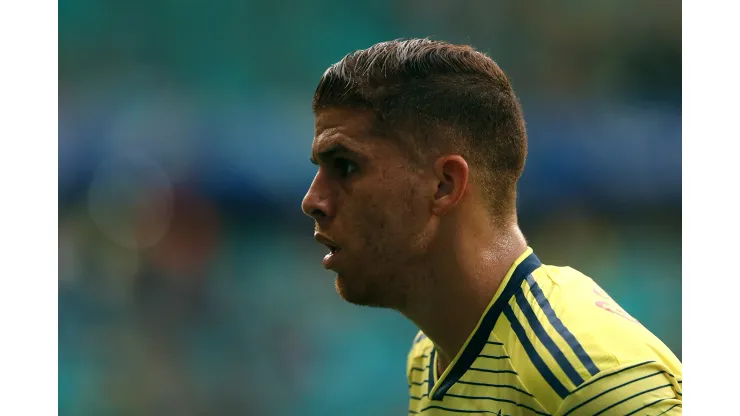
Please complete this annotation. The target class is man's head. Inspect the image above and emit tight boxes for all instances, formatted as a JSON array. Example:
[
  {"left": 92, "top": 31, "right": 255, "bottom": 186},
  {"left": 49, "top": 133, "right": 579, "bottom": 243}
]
[{"left": 302, "top": 39, "right": 528, "bottom": 309}]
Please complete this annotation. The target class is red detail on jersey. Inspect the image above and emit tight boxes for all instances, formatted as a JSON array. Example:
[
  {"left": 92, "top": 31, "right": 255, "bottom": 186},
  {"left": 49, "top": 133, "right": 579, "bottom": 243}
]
[
  {"left": 594, "top": 300, "right": 638, "bottom": 323},
  {"left": 593, "top": 287, "right": 611, "bottom": 300}
]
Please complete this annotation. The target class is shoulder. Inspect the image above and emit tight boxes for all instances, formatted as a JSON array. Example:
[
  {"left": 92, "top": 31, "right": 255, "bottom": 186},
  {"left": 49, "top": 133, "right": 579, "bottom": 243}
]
[
  {"left": 500, "top": 261, "right": 681, "bottom": 410},
  {"left": 532, "top": 266, "right": 678, "bottom": 364},
  {"left": 529, "top": 263, "right": 681, "bottom": 371}
]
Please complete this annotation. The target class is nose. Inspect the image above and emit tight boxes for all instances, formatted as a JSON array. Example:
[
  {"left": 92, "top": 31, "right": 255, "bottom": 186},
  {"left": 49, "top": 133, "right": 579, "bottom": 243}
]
[{"left": 301, "top": 173, "right": 333, "bottom": 222}]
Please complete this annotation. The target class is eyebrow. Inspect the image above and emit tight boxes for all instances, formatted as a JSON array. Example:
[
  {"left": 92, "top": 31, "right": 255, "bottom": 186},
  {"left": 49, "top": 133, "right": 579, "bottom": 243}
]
[{"left": 310, "top": 143, "right": 360, "bottom": 165}]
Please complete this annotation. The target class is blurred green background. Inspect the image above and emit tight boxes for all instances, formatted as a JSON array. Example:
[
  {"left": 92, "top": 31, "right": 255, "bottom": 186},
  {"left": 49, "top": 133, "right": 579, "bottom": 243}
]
[{"left": 58, "top": 1, "right": 681, "bottom": 415}]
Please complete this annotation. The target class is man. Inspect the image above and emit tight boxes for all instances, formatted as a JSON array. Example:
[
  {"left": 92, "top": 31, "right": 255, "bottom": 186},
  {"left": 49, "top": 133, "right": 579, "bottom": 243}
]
[{"left": 301, "top": 39, "right": 682, "bottom": 415}]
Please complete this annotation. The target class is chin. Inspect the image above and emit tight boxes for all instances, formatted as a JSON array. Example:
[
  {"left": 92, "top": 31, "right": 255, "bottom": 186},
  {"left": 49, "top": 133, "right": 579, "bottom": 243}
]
[
  {"left": 335, "top": 274, "right": 384, "bottom": 308},
  {"left": 334, "top": 273, "right": 399, "bottom": 309}
]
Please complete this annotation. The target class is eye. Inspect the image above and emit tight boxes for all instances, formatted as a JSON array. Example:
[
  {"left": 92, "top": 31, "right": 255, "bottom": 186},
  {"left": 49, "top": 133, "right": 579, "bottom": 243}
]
[{"left": 334, "top": 158, "right": 358, "bottom": 178}]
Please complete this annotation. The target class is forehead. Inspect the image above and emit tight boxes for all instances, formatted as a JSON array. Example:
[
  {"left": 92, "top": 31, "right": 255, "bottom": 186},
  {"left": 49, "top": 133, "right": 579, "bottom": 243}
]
[
  {"left": 313, "top": 108, "right": 374, "bottom": 147},
  {"left": 313, "top": 108, "right": 402, "bottom": 155}
]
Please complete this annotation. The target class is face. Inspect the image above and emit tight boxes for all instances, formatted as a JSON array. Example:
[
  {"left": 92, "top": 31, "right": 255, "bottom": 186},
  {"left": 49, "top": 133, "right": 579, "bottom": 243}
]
[{"left": 302, "top": 108, "right": 436, "bottom": 309}]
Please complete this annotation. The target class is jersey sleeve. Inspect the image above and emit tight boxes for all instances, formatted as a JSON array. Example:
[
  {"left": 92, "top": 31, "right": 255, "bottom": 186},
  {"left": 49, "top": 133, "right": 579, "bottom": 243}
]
[{"left": 554, "top": 361, "right": 682, "bottom": 416}]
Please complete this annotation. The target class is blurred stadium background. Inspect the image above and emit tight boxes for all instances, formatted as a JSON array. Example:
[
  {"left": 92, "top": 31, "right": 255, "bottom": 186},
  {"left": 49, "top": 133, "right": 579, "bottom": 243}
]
[{"left": 58, "top": 1, "right": 681, "bottom": 415}]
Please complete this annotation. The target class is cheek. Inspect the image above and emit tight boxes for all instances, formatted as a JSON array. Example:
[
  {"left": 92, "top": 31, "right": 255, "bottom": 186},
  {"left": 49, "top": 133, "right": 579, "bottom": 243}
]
[
  {"left": 397, "top": 180, "right": 429, "bottom": 226},
  {"left": 359, "top": 199, "right": 391, "bottom": 239},
  {"left": 372, "top": 190, "right": 424, "bottom": 243},
  {"left": 343, "top": 193, "right": 393, "bottom": 248},
  {"left": 344, "top": 175, "right": 425, "bottom": 251}
]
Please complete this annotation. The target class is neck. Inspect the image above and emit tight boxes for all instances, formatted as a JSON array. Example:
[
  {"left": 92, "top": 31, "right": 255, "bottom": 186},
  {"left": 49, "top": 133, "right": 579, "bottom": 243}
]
[{"left": 399, "top": 222, "right": 527, "bottom": 375}]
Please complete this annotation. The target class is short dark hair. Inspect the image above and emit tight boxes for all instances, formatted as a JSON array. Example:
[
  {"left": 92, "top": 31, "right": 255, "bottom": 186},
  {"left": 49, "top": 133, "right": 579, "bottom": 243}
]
[{"left": 313, "top": 38, "right": 527, "bottom": 218}]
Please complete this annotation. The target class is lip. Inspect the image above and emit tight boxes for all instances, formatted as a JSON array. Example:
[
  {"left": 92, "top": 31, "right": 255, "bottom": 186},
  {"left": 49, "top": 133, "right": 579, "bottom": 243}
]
[
  {"left": 314, "top": 233, "right": 342, "bottom": 269},
  {"left": 322, "top": 249, "right": 342, "bottom": 269}
]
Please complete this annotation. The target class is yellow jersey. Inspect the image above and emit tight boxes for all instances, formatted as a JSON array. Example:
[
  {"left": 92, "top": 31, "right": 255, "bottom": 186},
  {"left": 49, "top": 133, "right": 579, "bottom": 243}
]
[{"left": 407, "top": 247, "right": 682, "bottom": 415}]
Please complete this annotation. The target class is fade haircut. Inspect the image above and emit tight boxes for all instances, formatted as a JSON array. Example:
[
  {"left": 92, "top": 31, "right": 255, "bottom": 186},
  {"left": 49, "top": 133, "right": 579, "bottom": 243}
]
[{"left": 312, "top": 38, "right": 528, "bottom": 218}]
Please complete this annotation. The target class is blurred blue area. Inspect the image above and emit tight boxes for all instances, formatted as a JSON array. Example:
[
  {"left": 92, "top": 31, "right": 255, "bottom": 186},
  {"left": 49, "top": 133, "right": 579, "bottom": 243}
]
[{"left": 58, "top": 1, "right": 681, "bottom": 415}]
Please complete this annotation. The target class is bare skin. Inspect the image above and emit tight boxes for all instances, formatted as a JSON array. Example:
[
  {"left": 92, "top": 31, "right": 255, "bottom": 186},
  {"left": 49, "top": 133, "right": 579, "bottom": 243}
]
[{"left": 302, "top": 108, "right": 528, "bottom": 374}]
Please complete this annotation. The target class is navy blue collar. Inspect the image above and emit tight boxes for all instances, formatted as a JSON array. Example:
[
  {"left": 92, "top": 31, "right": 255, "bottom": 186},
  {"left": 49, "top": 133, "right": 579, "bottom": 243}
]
[{"left": 430, "top": 251, "right": 543, "bottom": 400}]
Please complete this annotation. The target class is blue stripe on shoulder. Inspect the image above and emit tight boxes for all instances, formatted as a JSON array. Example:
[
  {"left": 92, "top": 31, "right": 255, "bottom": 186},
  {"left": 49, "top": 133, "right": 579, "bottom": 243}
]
[
  {"left": 503, "top": 304, "right": 569, "bottom": 399},
  {"left": 514, "top": 288, "right": 584, "bottom": 387},
  {"left": 525, "top": 275, "right": 600, "bottom": 376}
]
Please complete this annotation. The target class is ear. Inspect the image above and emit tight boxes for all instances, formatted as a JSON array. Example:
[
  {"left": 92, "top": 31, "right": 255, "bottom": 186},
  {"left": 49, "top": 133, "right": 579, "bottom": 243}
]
[{"left": 432, "top": 155, "right": 469, "bottom": 215}]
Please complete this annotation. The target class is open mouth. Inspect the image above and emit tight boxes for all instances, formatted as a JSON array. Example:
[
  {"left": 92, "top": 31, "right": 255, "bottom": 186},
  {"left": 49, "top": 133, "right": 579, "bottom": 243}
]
[
  {"left": 314, "top": 233, "right": 341, "bottom": 252},
  {"left": 326, "top": 243, "right": 341, "bottom": 254},
  {"left": 314, "top": 233, "right": 342, "bottom": 268}
]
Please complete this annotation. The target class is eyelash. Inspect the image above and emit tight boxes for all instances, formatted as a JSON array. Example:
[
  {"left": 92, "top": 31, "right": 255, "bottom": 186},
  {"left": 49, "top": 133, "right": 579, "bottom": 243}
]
[{"left": 333, "top": 158, "right": 358, "bottom": 178}]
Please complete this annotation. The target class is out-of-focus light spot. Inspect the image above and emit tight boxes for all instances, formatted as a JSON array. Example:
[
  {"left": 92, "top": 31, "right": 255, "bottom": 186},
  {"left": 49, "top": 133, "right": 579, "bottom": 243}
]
[{"left": 87, "top": 153, "right": 173, "bottom": 249}]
